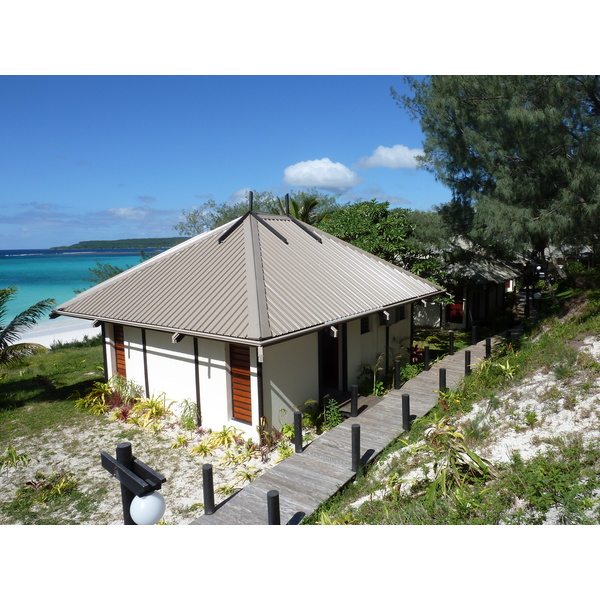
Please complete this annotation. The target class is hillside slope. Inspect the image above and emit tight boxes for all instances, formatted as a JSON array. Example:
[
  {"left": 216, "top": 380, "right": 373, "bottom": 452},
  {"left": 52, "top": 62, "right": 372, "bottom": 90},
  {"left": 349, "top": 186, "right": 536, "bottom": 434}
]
[{"left": 315, "top": 292, "right": 600, "bottom": 524}]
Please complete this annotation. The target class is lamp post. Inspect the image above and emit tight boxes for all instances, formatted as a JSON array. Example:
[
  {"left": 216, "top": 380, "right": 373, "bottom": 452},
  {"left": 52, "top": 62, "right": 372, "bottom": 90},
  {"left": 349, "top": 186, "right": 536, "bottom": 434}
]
[{"left": 101, "top": 442, "right": 167, "bottom": 525}]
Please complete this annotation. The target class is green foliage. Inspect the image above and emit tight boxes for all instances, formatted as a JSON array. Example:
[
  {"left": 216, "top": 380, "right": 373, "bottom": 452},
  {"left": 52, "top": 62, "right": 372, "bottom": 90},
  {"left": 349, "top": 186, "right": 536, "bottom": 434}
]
[
  {"left": 276, "top": 189, "right": 340, "bottom": 224},
  {"left": 0, "top": 445, "right": 32, "bottom": 469},
  {"left": 323, "top": 398, "right": 344, "bottom": 430},
  {"left": 207, "top": 425, "right": 244, "bottom": 449},
  {"left": 395, "top": 75, "right": 600, "bottom": 261},
  {"left": 127, "top": 393, "right": 174, "bottom": 432},
  {"left": 52, "top": 237, "right": 188, "bottom": 250},
  {"left": 397, "top": 361, "right": 423, "bottom": 386},
  {"left": 170, "top": 434, "right": 190, "bottom": 449},
  {"left": 50, "top": 333, "right": 103, "bottom": 350},
  {"left": 416, "top": 416, "right": 495, "bottom": 503},
  {"left": 359, "top": 352, "right": 385, "bottom": 396},
  {"left": 179, "top": 398, "right": 200, "bottom": 431},
  {"left": 0, "top": 287, "right": 55, "bottom": 369},
  {"left": 75, "top": 374, "right": 144, "bottom": 415},
  {"left": 318, "top": 199, "right": 413, "bottom": 263},
  {"left": 18, "top": 470, "right": 79, "bottom": 504},
  {"left": 173, "top": 189, "right": 340, "bottom": 236}
]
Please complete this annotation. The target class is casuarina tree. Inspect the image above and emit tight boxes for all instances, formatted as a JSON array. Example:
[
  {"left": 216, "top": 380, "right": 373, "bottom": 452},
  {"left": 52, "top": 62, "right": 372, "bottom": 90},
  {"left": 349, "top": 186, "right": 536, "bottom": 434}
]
[{"left": 394, "top": 76, "right": 600, "bottom": 263}]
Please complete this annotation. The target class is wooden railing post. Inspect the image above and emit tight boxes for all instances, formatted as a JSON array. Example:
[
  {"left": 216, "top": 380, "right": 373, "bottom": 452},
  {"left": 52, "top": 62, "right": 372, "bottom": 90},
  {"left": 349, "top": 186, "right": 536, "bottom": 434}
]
[
  {"left": 294, "top": 410, "right": 303, "bottom": 453},
  {"left": 465, "top": 350, "right": 472, "bottom": 376},
  {"left": 267, "top": 490, "right": 280, "bottom": 525},
  {"left": 351, "top": 424, "right": 360, "bottom": 472},
  {"left": 203, "top": 463, "right": 215, "bottom": 515},
  {"left": 402, "top": 394, "right": 411, "bottom": 432},
  {"left": 351, "top": 384, "right": 358, "bottom": 418}
]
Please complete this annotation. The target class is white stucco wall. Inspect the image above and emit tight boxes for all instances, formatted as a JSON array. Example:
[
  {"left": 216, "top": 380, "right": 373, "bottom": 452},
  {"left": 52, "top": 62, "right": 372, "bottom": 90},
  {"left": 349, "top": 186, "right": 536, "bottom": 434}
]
[
  {"left": 346, "top": 308, "right": 412, "bottom": 390},
  {"left": 262, "top": 332, "right": 319, "bottom": 429},
  {"left": 144, "top": 329, "right": 196, "bottom": 404},
  {"left": 197, "top": 338, "right": 230, "bottom": 431},
  {"left": 123, "top": 325, "right": 145, "bottom": 391}
]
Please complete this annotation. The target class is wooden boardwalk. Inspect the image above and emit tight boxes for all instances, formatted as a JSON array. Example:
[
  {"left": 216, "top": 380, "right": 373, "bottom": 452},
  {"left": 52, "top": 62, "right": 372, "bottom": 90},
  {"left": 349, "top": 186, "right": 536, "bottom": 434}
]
[{"left": 191, "top": 334, "right": 510, "bottom": 525}]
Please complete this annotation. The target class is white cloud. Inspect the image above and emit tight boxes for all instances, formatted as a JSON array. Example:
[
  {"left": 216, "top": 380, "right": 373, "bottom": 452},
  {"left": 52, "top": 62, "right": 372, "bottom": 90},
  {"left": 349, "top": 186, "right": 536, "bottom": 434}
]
[
  {"left": 283, "top": 158, "right": 360, "bottom": 191},
  {"left": 358, "top": 144, "right": 424, "bottom": 169},
  {"left": 228, "top": 188, "right": 252, "bottom": 205},
  {"left": 107, "top": 207, "right": 151, "bottom": 220}
]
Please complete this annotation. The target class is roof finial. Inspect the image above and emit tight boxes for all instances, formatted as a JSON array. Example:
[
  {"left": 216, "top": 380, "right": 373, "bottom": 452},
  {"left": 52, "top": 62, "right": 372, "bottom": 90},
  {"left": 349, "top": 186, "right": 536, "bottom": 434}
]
[
  {"left": 249, "top": 190, "right": 254, "bottom": 212},
  {"left": 285, "top": 193, "right": 290, "bottom": 216}
]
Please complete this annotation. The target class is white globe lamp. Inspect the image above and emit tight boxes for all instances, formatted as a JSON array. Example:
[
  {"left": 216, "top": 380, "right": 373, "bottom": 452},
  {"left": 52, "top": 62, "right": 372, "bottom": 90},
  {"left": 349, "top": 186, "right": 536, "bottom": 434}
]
[{"left": 130, "top": 491, "right": 166, "bottom": 525}]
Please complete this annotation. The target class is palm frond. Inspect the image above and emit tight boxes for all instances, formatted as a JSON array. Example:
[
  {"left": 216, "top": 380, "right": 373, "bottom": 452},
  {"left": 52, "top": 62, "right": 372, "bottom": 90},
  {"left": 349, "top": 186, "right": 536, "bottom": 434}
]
[{"left": 0, "top": 287, "right": 55, "bottom": 366}]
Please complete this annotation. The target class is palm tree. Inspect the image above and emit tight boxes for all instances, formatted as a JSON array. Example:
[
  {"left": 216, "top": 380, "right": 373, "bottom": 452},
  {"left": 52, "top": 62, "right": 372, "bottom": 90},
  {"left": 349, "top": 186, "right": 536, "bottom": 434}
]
[
  {"left": 277, "top": 190, "right": 340, "bottom": 225},
  {"left": 0, "top": 287, "right": 55, "bottom": 368}
]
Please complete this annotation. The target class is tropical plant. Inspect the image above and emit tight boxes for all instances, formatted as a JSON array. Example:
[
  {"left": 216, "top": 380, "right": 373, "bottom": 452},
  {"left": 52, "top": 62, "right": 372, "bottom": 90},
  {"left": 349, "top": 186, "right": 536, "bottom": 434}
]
[
  {"left": 190, "top": 441, "right": 213, "bottom": 457},
  {"left": 75, "top": 380, "right": 113, "bottom": 414},
  {"left": 207, "top": 425, "right": 243, "bottom": 449},
  {"left": 298, "top": 399, "right": 324, "bottom": 433},
  {"left": 323, "top": 398, "right": 343, "bottom": 430},
  {"left": 276, "top": 189, "right": 339, "bottom": 224},
  {"left": 171, "top": 434, "right": 190, "bottom": 449},
  {"left": 315, "top": 512, "right": 359, "bottom": 525},
  {"left": 415, "top": 416, "right": 495, "bottom": 504},
  {"left": 179, "top": 399, "right": 200, "bottom": 431},
  {"left": 75, "top": 374, "right": 144, "bottom": 415},
  {"left": 318, "top": 200, "right": 413, "bottom": 263},
  {"left": 18, "top": 471, "right": 79, "bottom": 504},
  {"left": 232, "top": 466, "right": 262, "bottom": 486},
  {"left": 359, "top": 352, "right": 385, "bottom": 395},
  {"left": 127, "top": 393, "right": 174, "bottom": 431},
  {"left": 0, "top": 287, "right": 55, "bottom": 368},
  {"left": 0, "top": 445, "right": 32, "bottom": 469}
]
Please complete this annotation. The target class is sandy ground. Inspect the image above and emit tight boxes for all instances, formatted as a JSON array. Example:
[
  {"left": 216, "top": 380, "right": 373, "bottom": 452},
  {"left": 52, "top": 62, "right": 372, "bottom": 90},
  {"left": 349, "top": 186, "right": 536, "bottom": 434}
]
[
  {"left": 349, "top": 334, "right": 600, "bottom": 524},
  {"left": 19, "top": 317, "right": 98, "bottom": 348}
]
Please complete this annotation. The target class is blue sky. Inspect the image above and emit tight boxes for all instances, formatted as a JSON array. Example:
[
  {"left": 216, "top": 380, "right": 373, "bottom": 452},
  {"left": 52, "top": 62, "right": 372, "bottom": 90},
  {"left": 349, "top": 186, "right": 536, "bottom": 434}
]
[
  {"left": 1, "top": 1, "right": 591, "bottom": 251},
  {"left": 0, "top": 75, "right": 452, "bottom": 249}
]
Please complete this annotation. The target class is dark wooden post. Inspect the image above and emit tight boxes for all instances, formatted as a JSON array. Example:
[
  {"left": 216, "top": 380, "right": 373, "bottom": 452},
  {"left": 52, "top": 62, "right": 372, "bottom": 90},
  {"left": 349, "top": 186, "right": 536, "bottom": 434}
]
[
  {"left": 294, "top": 410, "right": 303, "bottom": 453},
  {"left": 485, "top": 337, "right": 491, "bottom": 359},
  {"left": 116, "top": 442, "right": 135, "bottom": 525},
  {"left": 351, "top": 424, "right": 360, "bottom": 472},
  {"left": 449, "top": 330, "right": 455, "bottom": 355},
  {"left": 394, "top": 359, "right": 401, "bottom": 390},
  {"left": 424, "top": 346, "right": 430, "bottom": 371},
  {"left": 351, "top": 384, "right": 358, "bottom": 418},
  {"left": 402, "top": 393, "right": 411, "bottom": 432},
  {"left": 439, "top": 367, "right": 447, "bottom": 392},
  {"left": 471, "top": 326, "right": 477, "bottom": 345},
  {"left": 465, "top": 350, "right": 472, "bottom": 376},
  {"left": 202, "top": 463, "right": 215, "bottom": 515},
  {"left": 267, "top": 490, "right": 280, "bottom": 525}
]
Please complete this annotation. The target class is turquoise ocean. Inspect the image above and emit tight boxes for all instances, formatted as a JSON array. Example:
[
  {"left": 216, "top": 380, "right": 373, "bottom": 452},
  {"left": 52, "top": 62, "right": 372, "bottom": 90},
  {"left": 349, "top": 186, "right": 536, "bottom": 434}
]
[{"left": 0, "top": 249, "right": 156, "bottom": 323}]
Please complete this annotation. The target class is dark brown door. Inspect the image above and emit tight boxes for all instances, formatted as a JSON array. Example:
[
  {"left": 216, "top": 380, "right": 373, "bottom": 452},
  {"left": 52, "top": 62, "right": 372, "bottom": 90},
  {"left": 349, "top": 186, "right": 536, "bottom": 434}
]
[
  {"left": 114, "top": 324, "right": 126, "bottom": 377},
  {"left": 230, "top": 344, "right": 252, "bottom": 424}
]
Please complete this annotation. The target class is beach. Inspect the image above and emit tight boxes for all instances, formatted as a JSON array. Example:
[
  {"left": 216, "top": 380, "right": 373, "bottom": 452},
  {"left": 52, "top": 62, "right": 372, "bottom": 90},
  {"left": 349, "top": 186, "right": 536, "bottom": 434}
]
[{"left": 19, "top": 316, "right": 99, "bottom": 348}]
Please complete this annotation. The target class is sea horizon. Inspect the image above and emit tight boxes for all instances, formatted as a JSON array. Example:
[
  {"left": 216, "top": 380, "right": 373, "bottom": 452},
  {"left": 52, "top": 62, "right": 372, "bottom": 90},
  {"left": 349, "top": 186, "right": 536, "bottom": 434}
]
[{"left": 0, "top": 248, "right": 154, "bottom": 323}]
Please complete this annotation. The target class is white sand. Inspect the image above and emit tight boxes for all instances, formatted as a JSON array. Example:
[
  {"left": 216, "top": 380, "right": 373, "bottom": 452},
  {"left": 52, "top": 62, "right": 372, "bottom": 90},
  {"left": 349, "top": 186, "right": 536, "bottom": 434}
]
[{"left": 18, "top": 317, "right": 99, "bottom": 348}]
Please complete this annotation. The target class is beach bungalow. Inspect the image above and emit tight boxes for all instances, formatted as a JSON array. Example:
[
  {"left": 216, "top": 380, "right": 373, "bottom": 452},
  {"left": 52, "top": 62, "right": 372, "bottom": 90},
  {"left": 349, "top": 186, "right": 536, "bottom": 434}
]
[
  {"left": 414, "top": 241, "right": 522, "bottom": 331},
  {"left": 52, "top": 210, "right": 442, "bottom": 437}
]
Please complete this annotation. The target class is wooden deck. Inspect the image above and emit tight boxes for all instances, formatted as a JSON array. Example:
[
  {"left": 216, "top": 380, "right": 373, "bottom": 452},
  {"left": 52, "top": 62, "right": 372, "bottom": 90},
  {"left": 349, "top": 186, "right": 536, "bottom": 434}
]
[{"left": 191, "top": 332, "right": 514, "bottom": 525}]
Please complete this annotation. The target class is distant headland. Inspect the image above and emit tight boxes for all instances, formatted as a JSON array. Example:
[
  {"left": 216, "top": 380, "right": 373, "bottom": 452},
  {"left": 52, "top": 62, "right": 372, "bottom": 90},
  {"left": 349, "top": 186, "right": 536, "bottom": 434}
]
[{"left": 50, "top": 237, "right": 190, "bottom": 250}]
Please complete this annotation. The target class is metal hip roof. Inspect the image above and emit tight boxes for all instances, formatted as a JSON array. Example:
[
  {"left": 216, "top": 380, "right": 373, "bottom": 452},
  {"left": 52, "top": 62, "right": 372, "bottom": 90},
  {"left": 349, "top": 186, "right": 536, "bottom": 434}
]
[{"left": 54, "top": 213, "right": 443, "bottom": 342}]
